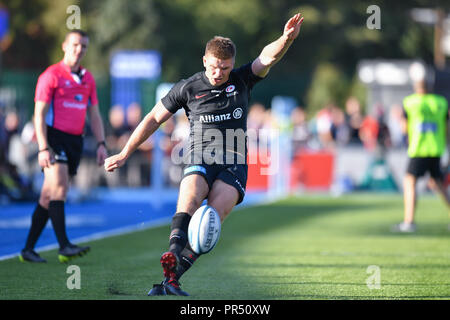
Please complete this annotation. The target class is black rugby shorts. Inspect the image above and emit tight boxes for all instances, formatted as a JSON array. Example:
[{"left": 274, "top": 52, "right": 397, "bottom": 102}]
[
  {"left": 406, "top": 157, "right": 443, "bottom": 180},
  {"left": 47, "top": 126, "right": 83, "bottom": 176},
  {"left": 182, "top": 163, "right": 248, "bottom": 205}
]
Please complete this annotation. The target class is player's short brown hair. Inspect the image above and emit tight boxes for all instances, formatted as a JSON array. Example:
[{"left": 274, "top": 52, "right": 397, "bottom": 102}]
[
  {"left": 65, "top": 29, "right": 89, "bottom": 40},
  {"left": 205, "top": 36, "right": 236, "bottom": 60}
]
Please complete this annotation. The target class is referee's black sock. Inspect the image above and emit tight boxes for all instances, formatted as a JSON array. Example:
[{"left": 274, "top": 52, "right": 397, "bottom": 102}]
[
  {"left": 168, "top": 212, "right": 191, "bottom": 258},
  {"left": 48, "top": 200, "right": 70, "bottom": 249},
  {"left": 24, "top": 203, "right": 49, "bottom": 251},
  {"left": 175, "top": 242, "right": 200, "bottom": 281}
]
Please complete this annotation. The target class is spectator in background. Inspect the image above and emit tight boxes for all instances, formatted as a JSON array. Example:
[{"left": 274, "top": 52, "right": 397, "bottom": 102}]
[
  {"left": 375, "top": 105, "right": 391, "bottom": 150},
  {"left": 315, "top": 103, "right": 339, "bottom": 149},
  {"left": 387, "top": 104, "right": 407, "bottom": 148},
  {"left": 316, "top": 104, "right": 334, "bottom": 148},
  {"left": 247, "top": 103, "right": 266, "bottom": 131},
  {"left": 160, "top": 116, "right": 181, "bottom": 187},
  {"left": 20, "top": 115, "right": 40, "bottom": 181},
  {"left": 106, "top": 104, "right": 128, "bottom": 151},
  {"left": 0, "top": 108, "right": 7, "bottom": 156},
  {"left": 344, "top": 97, "right": 363, "bottom": 145},
  {"left": 359, "top": 116, "right": 378, "bottom": 151},
  {"left": 103, "top": 105, "right": 128, "bottom": 187},
  {"left": 155, "top": 111, "right": 192, "bottom": 187},
  {"left": 125, "top": 102, "right": 152, "bottom": 186},
  {"left": 5, "top": 110, "right": 28, "bottom": 177},
  {"left": 330, "top": 105, "right": 348, "bottom": 146},
  {"left": 358, "top": 104, "right": 390, "bottom": 151},
  {"left": 290, "top": 106, "right": 309, "bottom": 154},
  {"left": 247, "top": 103, "right": 267, "bottom": 146},
  {"left": 4, "top": 110, "right": 19, "bottom": 158},
  {"left": 0, "top": 110, "right": 36, "bottom": 202}
]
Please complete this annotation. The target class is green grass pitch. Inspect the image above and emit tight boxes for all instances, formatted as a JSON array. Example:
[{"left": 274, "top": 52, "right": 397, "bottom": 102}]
[{"left": 1, "top": 193, "right": 449, "bottom": 300}]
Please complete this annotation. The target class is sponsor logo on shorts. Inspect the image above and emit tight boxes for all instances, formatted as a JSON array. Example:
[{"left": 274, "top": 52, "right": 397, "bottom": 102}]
[
  {"left": 184, "top": 165, "right": 207, "bottom": 175},
  {"left": 234, "top": 178, "right": 245, "bottom": 194},
  {"left": 55, "top": 150, "right": 68, "bottom": 162}
]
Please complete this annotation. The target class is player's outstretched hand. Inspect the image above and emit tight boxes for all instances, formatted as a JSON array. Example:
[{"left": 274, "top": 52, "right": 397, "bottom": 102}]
[
  {"left": 104, "top": 153, "right": 127, "bottom": 172},
  {"left": 283, "top": 13, "right": 304, "bottom": 41}
]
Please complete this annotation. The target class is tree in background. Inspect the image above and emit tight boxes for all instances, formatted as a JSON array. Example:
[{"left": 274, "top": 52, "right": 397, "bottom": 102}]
[{"left": 1, "top": 0, "right": 448, "bottom": 116}]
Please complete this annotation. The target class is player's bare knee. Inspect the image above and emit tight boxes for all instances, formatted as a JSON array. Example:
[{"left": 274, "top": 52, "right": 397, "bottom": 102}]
[
  {"left": 39, "top": 193, "right": 51, "bottom": 209},
  {"left": 38, "top": 184, "right": 52, "bottom": 207},
  {"left": 177, "top": 192, "right": 204, "bottom": 214},
  {"left": 51, "top": 184, "right": 68, "bottom": 200}
]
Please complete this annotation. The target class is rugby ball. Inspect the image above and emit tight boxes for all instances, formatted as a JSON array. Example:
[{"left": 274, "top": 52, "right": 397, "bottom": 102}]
[{"left": 188, "top": 205, "right": 221, "bottom": 254}]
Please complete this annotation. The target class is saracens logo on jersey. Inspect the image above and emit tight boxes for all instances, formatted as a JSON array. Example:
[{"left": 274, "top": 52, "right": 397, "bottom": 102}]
[
  {"left": 225, "top": 85, "right": 235, "bottom": 93},
  {"left": 233, "top": 108, "right": 243, "bottom": 119},
  {"left": 225, "top": 84, "right": 238, "bottom": 97}
]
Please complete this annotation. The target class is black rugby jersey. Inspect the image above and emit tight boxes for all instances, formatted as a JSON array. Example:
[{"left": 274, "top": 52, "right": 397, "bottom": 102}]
[{"left": 161, "top": 62, "right": 263, "bottom": 165}]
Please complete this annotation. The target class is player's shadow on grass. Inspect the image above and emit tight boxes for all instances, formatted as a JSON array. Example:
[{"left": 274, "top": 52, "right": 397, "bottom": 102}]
[
  {"left": 240, "top": 262, "right": 450, "bottom": 270},
  {"left": 269, "top": 293, "right": 450, "bottom": 299},
  {"left": 356, "top": 222, "right": 450, "bottom": 237},
  {"left": 224, "top": 201, "right": 386, "bottom": 239},
  {"left": 257, "top": 280, "right": 450, "bottom": 287}
]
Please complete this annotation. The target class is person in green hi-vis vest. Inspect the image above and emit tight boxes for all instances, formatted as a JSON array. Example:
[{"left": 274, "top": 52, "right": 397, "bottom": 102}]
[{"left": 393, "top": 79, "right": 450, "bottom": 233}]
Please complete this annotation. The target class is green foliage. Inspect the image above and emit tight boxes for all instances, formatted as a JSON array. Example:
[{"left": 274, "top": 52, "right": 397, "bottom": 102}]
[
  {"left": 2, "top": 0, "right": 449, "bottom": 113},
  {"left": 1, "top": 0, "right": 53, "bottom": 69},
  {"left": 306, "top": 63, "right": 350, "bottom": 113},
  {"left": 81, "top": 0, "right": 161, "bottom": 75},
  {"left": 348, "top": 75, "right": 368, "bottom": 113}
]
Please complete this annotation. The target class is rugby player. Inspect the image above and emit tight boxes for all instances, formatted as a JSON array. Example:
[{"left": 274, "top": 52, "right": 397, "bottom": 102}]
[
  {"left": 393, "top": 79, "right": 450, "bottom": 233},
  {"left": 105, "top": 13, "right": 304, "bottom": 295},
  {"left": 20, "top": 30, "right": 108, "bottom": 263}
]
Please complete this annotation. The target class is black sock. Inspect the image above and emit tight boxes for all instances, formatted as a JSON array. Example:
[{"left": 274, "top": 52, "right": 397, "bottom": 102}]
[
  {"left": 175, "top": 242, "right": 200, "bottom": 280},
  {"left": 48, "top": 200, "right": 70, "bottom": 249},
  {"left": 168, "top": 212, "right": 191, "bottom": 257},
  {"left": 24, "top": 203, "right": 49, "bottom": 251}
]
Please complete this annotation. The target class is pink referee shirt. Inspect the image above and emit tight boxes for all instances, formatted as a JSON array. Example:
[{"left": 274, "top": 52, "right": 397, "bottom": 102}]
[{"left": 35, "top": 60, "right": 98, "bottom": 135}]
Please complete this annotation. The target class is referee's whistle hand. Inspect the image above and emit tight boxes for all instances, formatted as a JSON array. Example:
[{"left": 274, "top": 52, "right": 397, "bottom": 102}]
[
  {"left": 38, "top": 150, "right": 53, "bottom": 169},
  {"left": 97, "top": 145, "right": 108, "bottom": 166}
]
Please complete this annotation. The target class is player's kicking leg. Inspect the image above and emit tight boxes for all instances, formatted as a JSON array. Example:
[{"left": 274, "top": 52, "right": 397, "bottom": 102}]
[{"left": 148, "top": 174, "right": 208, "bottom": 296}]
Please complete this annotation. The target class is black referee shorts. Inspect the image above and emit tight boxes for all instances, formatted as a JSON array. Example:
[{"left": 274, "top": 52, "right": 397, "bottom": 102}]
[
  {"left": 406, "top": 157, "right": 444, "bottom": 181},
  {"left": 47, "top": 126, "right": 83, "bottom": 176},
  {"left": 182, "top": 163, "right": 248, "bottom": 205}
]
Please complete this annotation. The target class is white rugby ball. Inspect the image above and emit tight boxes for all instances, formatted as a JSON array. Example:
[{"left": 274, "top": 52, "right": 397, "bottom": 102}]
[{"left": 188, "top": 205, "right": 221, "bottom": 254}]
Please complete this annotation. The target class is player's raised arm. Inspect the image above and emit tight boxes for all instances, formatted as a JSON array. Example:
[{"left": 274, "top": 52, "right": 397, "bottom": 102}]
[
  {"left": 251, "top": 13, "right": 304, "bottom": 78},
  {"left": 104, "top": 100, "right": 173, "bottom": 172}
]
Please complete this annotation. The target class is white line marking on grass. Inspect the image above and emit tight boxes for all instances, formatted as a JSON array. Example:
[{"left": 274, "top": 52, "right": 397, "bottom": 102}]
[
  {"left": 0, "top": 191, "right": 275, "bottom": 262},
  {"left": 0, "top": 217, "right": 171, "bottom": 261}
]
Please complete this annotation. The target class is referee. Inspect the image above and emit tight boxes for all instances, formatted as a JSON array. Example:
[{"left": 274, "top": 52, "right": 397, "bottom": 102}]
[
  {"left": 20, "top": 30, "right": 108, "bottom": 262},
  {"left": 393, "top": 79, "right": 450, "bottom": 233}
]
